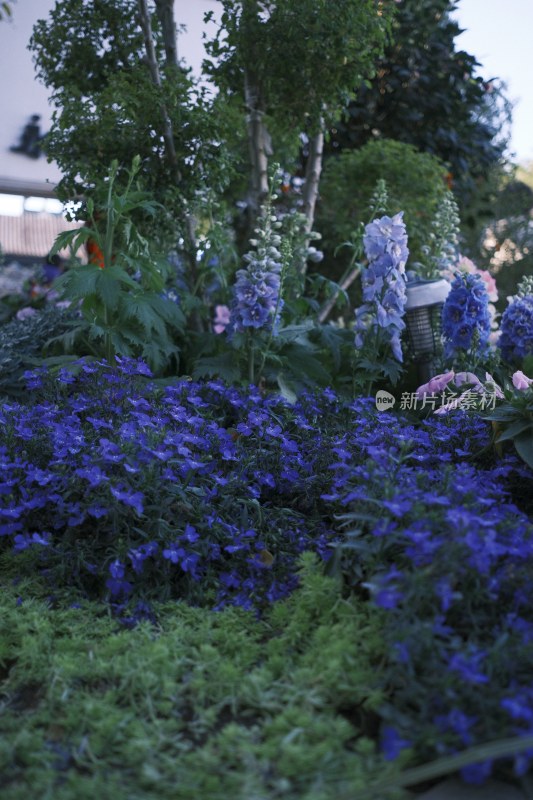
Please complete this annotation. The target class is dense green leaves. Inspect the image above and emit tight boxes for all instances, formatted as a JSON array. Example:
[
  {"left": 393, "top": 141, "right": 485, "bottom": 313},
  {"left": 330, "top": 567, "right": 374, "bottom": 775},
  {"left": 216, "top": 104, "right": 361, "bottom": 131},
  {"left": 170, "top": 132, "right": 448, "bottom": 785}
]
[
  {"left": 325, "top": 0, "right": 511, "bottom": 212},
  {"left": 206, "top": 0, "right": 395, "bottom": 130},
  {"left": 317, "top": 139, "right": 448, "bottom": 273},
  {"left": 30, "top": 0, "right": 231, "bottom": 250}
]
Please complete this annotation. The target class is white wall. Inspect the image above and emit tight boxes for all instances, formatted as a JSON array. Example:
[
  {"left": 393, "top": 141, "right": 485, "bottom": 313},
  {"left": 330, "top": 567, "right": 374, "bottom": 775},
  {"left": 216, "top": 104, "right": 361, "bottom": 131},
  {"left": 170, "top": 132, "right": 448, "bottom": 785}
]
[
  {"left": 0, "top": 0, "right": 220, "bottom": 198},
  {"left": 0, "top": 0, "right": 61, "bottom": 196}
]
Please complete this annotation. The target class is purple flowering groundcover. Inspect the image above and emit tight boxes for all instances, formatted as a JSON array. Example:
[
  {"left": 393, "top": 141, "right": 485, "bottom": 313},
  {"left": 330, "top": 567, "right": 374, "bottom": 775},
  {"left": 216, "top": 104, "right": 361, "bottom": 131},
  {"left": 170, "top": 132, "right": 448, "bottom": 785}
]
[{"left": 2, "top": 357, "right": 533, "bottom": 781}]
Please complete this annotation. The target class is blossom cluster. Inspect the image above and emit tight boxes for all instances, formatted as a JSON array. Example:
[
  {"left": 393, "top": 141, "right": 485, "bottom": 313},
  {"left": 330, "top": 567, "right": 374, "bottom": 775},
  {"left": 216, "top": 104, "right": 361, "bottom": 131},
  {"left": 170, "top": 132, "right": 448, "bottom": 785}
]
[
  {"left": 323, "top": 401, "right": 533, "bottom": 780},
  {"left": 354, "top": 212, "right": 409, "bottom": 362},
  {"left": 499, "top": 294, "right": 533, "bottom": 365},
  {"left": 442, "top": 254, "right": 499, "bottom": 338},
  {"left": 3, "top": 359, "right": 533, "bottom": 780},
  {"left": 415, "top": 369, "right": 503, "bottom": 415},
  {"left": 441, "top": 271, "right": 492, "bottom": 358},
  {"left": 229, "top": 205, "right": 283, "bottom": 334},
  {"left": 0, "top": 358, "right": 338, "bottom": 617}
]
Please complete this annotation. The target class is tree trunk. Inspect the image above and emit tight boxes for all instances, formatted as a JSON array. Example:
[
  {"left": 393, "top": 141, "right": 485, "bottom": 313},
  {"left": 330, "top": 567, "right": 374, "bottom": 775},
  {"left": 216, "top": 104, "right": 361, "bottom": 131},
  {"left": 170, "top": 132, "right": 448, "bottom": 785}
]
[
  {"left": 300, "top": 117, "right": 325, "bottom": 274},
  {"left": 244, "top": 70, "right": 271, "bottom": 220},
  {"left": 137, "top": 0, "right": 203, "bottom": 331},
  {"left": 155, "top": 0, "right": 178, "bottom": 68},
  {"left": 136, "top": 0, "right": 180, "bottom": 182},
  {"left": 317, "top": 265, "right": 361, "bottom": 324}
]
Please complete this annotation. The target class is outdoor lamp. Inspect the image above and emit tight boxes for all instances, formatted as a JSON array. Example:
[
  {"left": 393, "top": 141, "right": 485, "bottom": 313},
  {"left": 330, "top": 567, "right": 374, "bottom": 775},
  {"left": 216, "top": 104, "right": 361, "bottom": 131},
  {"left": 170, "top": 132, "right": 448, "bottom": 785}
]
[{"left": 404, "top": 277, "right": 451, "bottom": 383}]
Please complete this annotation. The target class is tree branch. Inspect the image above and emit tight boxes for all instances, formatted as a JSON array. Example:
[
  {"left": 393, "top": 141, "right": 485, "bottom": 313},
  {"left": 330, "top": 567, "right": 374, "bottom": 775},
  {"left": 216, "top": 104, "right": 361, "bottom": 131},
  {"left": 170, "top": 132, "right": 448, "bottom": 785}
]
[
  {"left": 317, "top": 264, "right": 360, "bottom": 324},
  {"left": 302, "top": 118, "right": 324, "bottom": 233},
  {"left": 244, "top": 69, "right": 271, "bottom": 218},
  {"left": 155, "top": 0, "right": 178, "bottom": 68},
  {"left": 136, "top": 0, "right": 180, "bottom": 181}
]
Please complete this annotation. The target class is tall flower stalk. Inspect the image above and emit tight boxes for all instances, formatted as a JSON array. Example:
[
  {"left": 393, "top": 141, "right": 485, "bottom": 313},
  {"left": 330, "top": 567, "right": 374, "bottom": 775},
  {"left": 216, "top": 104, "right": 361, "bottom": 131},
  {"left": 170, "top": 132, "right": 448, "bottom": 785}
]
[
  {"left": 441, "top": 272, "right": 491, "bottom": 366},
  {"left": 229, "top": 169, "right": 285, "bottom": 383},
  {"left": 354, "top": 211, "right": 409, "bottom": 389}
]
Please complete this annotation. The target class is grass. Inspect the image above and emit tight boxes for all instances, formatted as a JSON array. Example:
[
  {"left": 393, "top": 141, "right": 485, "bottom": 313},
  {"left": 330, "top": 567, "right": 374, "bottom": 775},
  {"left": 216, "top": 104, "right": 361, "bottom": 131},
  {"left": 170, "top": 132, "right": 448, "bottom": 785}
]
[{"left": 0, "top": 554, "right": 406, "bottom": 800}]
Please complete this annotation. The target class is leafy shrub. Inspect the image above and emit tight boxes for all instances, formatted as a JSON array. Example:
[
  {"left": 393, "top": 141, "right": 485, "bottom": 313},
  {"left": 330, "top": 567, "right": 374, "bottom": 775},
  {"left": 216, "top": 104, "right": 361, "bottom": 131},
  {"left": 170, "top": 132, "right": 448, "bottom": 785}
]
[
  {"left": 317, "top": 139, "right": 448, "bottom": 274},
  {"left": 0, "top": 306, "right": 76, "bottom": 399}
]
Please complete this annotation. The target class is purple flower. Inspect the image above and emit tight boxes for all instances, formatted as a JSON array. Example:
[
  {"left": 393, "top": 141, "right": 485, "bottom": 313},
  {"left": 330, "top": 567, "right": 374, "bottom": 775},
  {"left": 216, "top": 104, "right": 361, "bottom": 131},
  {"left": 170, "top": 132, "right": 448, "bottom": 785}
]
[
  {"left": 442, "top": 273, "right": 491, "bottom": 358},
  {"left": 416, "top": 371, "right": 455, "bottom": 398},
  {"left": 499, "top": 295, "right": 533, "bottom": 364},
  {"left": 110, "top": 485, "right": 144, "bottom": 515},
  {"left": 512, "top": 370, "right": 533, "bottom": 391},
  {"left": 354, "top": 212, "right": 409, "bottom": 362},
  {"left": 229, "top": 198, "right": 284, "bottom": 335},
  {"left": 448, "top": 650, "right": 489, "bottom": 684},
  {"left": 381, "top": 725, "right": 412, "bottom": 761}
]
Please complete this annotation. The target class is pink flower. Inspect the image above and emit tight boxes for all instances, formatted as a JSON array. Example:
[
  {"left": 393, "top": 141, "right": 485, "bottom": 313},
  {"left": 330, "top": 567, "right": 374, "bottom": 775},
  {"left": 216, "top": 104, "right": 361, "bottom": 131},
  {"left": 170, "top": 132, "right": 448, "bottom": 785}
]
[
  {"left": 416, "top": 371, "right": 455, "bottom": 398},
  {"left": 16, "top": 307, "right": 38, "bottom": 321},
  {"left": 512, "top": 370, "right": 533, "bottom": 391},
  {"left": 489, "top": 329, "right": 501, "bottom": 346},
  {"left": 455, "top": 255, "right": 477, "bottom": 274},
  {"left": 213, "top": 304, "right": 230, "bottom": 334},
  {"left": 477, "top": 270, "right": 498, "bottom": 303},
  {"left": 453, "top": 372, "right": 482, "bottom": 388}
]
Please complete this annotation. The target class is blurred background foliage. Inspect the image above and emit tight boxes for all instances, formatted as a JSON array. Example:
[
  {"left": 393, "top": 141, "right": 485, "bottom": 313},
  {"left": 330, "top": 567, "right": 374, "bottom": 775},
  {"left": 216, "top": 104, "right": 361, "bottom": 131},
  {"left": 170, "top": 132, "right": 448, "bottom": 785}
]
[{"left": 24, "top": 0, "right": 533, "bottom": 341}]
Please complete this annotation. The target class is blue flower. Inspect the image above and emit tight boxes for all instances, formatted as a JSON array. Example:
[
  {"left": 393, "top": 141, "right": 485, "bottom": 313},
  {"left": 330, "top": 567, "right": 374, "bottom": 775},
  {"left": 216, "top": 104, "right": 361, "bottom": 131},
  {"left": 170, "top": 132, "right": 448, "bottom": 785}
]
[
  {"left": 381, "top": 725, "right": 412, "bottom": 761},
  {"left": 110, "top": 485, "right": 144, "bottom": 515},
  {"left": 229, "top": 199, "right": 284, "bottom": 336},
  {"left": 448, "top": 649, "right": 489, "bottom": 684},
  {"left": 442, "top": 272, "right": 491, "bottom": 358},
  {"left": 499, "top": 295, "right": 533, "bottom": 364},
  {"left": 354, "top": 212, "right": 409, "bottom": 362}
]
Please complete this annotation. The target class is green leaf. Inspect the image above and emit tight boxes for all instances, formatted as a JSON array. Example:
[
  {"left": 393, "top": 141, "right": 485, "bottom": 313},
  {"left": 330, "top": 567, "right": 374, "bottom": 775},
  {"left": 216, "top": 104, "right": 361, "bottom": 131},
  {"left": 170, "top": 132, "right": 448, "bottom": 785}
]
[
  {"left": 276, "top": 374, "right": 297, "bottom": 404},
  {"left": 281, "top": 343, "right": 332, "bottom": 386},
  {"left": 514, "top": 432, "right": 533, "bottom": 469},
  {"left": 357, "top": 735, "right": 533, "bottom": 799},
  {"left": 54, "top": 264, "right": 101, "bottom": 300},
  {"left": 192, "top": 353, "right": 241, "bottom": 382},
  {"left": 95, "top": 268, "right": 123, "bottom": 310},
  {"left": 146, "top": 294, "right": 185, "bottom": 329},
  {"left": 49, "top": 227, "right": 93, "bottom": 259},
  {"left": 495, "top": 420, "right": 533, "bottom": 443},
  {"left": 122, "top": 294, "right": 166, "bottom": 338}
]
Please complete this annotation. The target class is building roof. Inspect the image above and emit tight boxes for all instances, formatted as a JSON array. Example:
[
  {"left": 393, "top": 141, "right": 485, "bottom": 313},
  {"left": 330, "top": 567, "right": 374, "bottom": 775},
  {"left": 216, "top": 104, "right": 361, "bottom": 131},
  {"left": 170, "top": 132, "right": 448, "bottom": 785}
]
[{"left": 0, "top": 211, "right": 84, "bottom": 261}]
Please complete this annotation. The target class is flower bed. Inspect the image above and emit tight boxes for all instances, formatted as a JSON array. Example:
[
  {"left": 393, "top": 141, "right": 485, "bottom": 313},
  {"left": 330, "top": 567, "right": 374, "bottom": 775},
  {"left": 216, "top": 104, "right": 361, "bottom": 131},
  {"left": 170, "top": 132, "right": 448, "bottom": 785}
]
[{"left": 1, "top": 359, "right": 533, "bottom": 789}]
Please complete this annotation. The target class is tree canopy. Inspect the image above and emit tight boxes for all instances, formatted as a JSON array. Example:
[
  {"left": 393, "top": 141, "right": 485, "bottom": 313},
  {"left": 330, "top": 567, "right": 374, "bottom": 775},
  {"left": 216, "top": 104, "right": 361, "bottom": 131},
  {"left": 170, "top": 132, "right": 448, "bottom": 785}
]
[{"left": 325, "top": 0, "right": 511, "bottom": 212}]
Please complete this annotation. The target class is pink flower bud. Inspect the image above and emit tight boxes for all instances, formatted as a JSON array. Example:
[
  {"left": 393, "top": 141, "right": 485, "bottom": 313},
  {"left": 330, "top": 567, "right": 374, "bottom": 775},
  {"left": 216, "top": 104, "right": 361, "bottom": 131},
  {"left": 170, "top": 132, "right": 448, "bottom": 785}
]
[
  {"left": 512, "top": 370, "right": 533, "bottom": 391},
  {"left": 416, "top": 371, "right": 455, "bottom": 398}
]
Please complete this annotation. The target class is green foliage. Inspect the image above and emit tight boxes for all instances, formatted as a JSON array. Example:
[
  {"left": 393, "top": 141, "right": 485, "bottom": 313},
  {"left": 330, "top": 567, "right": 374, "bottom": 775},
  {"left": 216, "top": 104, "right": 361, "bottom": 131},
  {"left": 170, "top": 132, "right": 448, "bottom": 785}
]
[
  {"left": 325, "top": 0, "right": 511, "bottom": 213},
  {"left": 484, "top": 383, "right": 533, "bottom": 470},
  {"left": 477, "top": 179, "right": 533, "bottom": 311},
  {"left": 0, "top": 556, "right": 400, "bottom": 800},
  {"left": 50, "top": 159, "right": 184, "bottom": 372},
  {"left": 420, "top": 190, "right": 461, "bottom": 278},
  {"left": 317, "top": 139, "right": 448, "bottom": 276},
  {"left": 0, "top": 0, "right": 13, "bottom": 20},
  {"left": 0, "top": 0, "right": 15, "bottom": 18},
  {"left": 0, "top": 306, "right": 76, "bottom": 398},
  {"left": 30, "top": 0, "right": 231, "bottom": 250},
  {"left": 205, "top": 0, "right": 395, "bottom": 130}
]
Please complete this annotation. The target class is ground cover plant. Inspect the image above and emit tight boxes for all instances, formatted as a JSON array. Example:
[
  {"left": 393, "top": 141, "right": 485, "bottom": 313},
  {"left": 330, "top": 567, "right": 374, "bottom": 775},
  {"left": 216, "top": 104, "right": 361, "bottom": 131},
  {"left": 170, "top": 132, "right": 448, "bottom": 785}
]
[
  {"left": 2, "top": 359, "right": 533, "bottom": 795},
  {"left": 0, "top": 557, "right": 398, "bottom": 800},
  {"left": 4, "top": 1, "right": 533, "bottom": 795}
]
